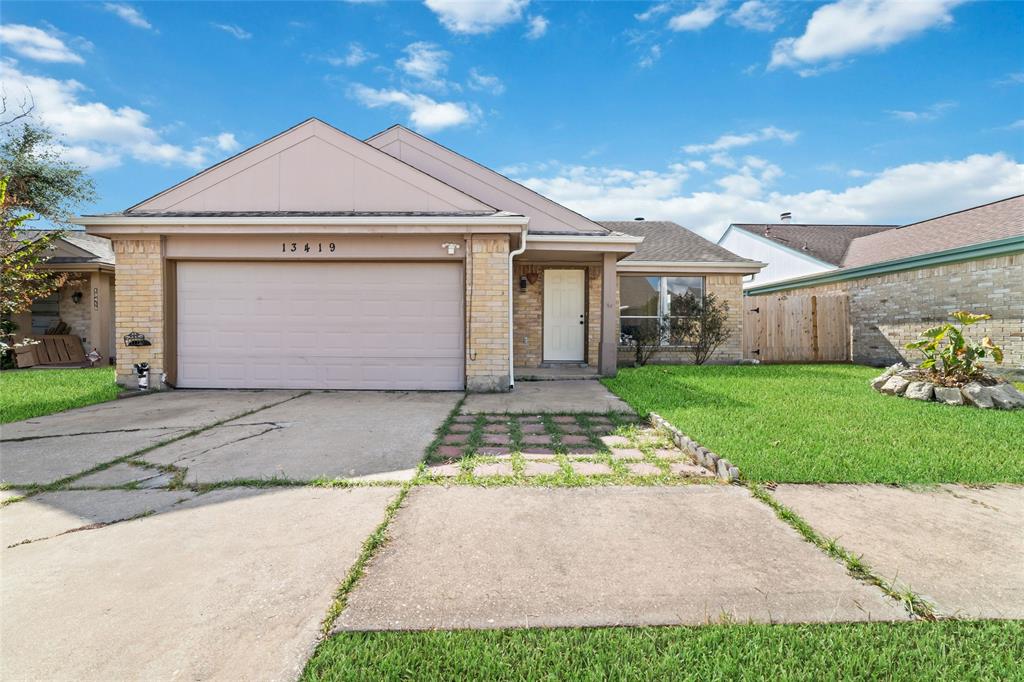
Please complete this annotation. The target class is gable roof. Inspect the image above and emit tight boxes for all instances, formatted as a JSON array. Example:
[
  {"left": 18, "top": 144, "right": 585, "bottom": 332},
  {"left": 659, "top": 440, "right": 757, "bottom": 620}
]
[
  {"left": 18, "top": 230, "right": 114, "bottom": 266},
  {"left": 366, "top": 125, "right": 609, "bottom": 235},
  {"left": 126, "top": 118, "right": 495, "bottom": 215},
  {"left": 841, "top": 194, "right": 1024, "bottom": 268},
  {"left": 730, "top": 223, "right": 897, "bottom": 266},
  {"left": 601, "top": 220, "right": 759, "bottom": 264}
]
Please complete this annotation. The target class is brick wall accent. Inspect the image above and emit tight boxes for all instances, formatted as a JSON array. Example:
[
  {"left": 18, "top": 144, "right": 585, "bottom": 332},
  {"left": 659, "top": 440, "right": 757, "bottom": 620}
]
[
  {"left": 57, "top": 277, "right": 91, "bottom": 346},
  {"left": 770, "top": 253, "right": 1024, "bottom": 368},
  {"left": 511, "top": 263, "right": 603, "bottom": 369},
  {"left": 616, "top": 273, "right": 745, "bottom": 366},
  {"left": 466, "top": 236, "right": 510, "bottom": 391},
  {"left": 112, "top": 237, "right": 167, "bottom": 388}
]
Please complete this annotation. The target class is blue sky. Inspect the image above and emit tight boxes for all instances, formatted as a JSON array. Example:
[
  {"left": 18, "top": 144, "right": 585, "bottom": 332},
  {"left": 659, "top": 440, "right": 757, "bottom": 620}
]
[{"left": 1, "top": 0, "right": 1022, "bottom": 238}]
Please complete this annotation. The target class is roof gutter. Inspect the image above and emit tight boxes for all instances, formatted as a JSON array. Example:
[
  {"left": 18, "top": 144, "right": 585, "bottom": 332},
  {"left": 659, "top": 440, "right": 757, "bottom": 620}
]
[
  {"left": 746, "top": 235, "right": 1024, "bottom": 295},
  {"left": 618, "top": 259, "right": 766, "bottom": 274},
  {"left": 75, "top": 214, "right": 529, "bottom": 227}
]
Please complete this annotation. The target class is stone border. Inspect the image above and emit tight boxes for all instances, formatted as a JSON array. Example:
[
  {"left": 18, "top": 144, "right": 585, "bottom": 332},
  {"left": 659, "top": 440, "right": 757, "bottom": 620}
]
[{"left": 648, "top": 412, "right": 739, "bottom": 482}]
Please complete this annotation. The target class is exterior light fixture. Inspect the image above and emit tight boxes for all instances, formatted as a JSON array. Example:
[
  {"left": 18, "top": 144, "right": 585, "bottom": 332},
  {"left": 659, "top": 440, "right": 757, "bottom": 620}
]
[
  {"left": 71, "top": 291, "right": 83, "bottom": 304},
  {"left": 441, "top": 242, "right": 461, "bottom": 255},
  {"left": 519, "top": 275, "right": 528, "bottom": 291}
]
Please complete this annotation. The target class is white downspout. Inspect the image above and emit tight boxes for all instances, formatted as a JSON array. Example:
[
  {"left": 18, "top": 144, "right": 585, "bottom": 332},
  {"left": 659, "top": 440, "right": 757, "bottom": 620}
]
[{"left": 508, "top": 226, "right": 528, "bottom": 390}]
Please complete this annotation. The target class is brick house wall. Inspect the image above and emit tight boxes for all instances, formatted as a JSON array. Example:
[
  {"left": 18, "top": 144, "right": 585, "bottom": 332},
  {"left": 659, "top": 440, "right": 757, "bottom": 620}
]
[
  {"left": 466, "top": 235, "right": 511, "bottom": 391},
  {"left": 616, "top": 273, "right": 745, "bottom": 366},
  {"left": 765, "top": 253, "right": 1024, "bottom": 368},
  {"left": 512, "top": 263, "right": 602, "bottom": 369},
  {"left": 57, "top": 277, "right": 91, "bottom": 344},
  {"left": 112, "top": 237, "right": 167, "bottom": 387}
]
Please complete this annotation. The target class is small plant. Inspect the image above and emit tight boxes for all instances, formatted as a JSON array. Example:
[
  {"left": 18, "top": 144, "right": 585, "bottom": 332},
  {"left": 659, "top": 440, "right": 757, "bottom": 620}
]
[
  {"left": 904, "top": 311, "right": 1003, "bottom": 382},
  {"left": 674, "top": 292, "right": 733, "bottom": 365},
  {"left": 621, "top": 316, "right": 669, "bottom": 367}
]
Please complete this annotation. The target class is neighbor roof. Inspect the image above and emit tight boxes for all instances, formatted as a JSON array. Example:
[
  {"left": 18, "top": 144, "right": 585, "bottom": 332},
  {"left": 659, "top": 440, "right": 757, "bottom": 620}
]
[
  {"left": 18, "top": 230, "right": 114, "bottom": 265},
  {"left": 841, "top": 194, "right": 1024, "bottom": 268},
  {"left": 601, "top": 220, "right": 759, "bottom": 263},
  {"left": 730, "top": 223, "right": 897, "bottom": 266}
]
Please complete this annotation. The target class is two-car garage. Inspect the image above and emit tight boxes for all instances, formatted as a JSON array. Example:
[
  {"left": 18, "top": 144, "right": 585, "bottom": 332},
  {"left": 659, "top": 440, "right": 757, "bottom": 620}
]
[{"left": 175, "top": 261, "right": 465, "bottom": 390}]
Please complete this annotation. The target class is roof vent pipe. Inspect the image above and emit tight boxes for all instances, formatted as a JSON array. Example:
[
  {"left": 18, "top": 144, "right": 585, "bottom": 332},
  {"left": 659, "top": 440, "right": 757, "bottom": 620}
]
[
  {"left": 780, "top": 212, "right": 792, "bottom": 224},
  {"left": 634, "top": 217, "right": 645, "bottom": 221}
]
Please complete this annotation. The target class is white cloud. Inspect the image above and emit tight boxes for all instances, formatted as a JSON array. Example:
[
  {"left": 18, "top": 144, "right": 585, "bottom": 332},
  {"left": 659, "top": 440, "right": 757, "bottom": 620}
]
[
  {"left": 350, "top": 84, "right": 477, "bottom": 132},
  {"left": 210, "top": 132, "right": 240, "bottom": 152},
  {"left": 770, "top": 0, "right": 965, "bottom": 71},
  {"left": 467, "top": 68, "right": 505, "bottom": 95},
  {"left": 397, "top": 42, "right": 450, "bottom": 88},
  {"left": 525, "top": 15, "right": 548, "bottom": 39},
  {"left": 343, "top": 42, "right": 374, "bottom": 67},
  {"left": 424, "top": 0, "right": 530, "bottom": 35},
  {"left": 0, "top": 24, "right": 84, "bottom": 64},
  {"left": 211, "top": 23, "right": 252, "bottom": 40},
  {"left": 638, "top": 44, "right": 662, "bottom": 69},
  {"left": 0, "top": 61, "right": 230, "bottom": 170},
  {"left": 510, "top": 152, "right": 1023, "bottom": 240},
  {"left": 103, "top": 3, "right": 153, "bottom": 30},
  {"left": 995, "top": 72, "right": 1024, "bottom": 86},
  {"left": 636, "top": 3, "right": 672, "bottom": 22},
  {"left": 668, "top": 0, "right": 727, "bottom": 32},
  {"left": 683, "top": 126, "right": 798, "bottom": 154},
  {"left": 1006, "top": 119, "right": 1024, "bottom": 130},
  {"left": 887, "top": 100, "right": 956, "bottom": 122},
  {"left": 729, "top": 0, "right": 780, "bottom": 32}
]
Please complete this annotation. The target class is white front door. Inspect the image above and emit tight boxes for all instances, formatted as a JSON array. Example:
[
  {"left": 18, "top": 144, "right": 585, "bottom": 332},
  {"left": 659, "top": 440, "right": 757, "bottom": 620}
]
[{"left": 543, "top": 269, "right": 586, "bottom": 362}]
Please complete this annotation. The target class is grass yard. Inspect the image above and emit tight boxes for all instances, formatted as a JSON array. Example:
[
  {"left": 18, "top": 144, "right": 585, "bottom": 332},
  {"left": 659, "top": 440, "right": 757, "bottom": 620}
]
[
  {"left": 0, "top": 367, "right": 121, "bottom": 424},
  {"left": 303, "top": 621, "right": 1022, "bottom": 681},
  {"left": 603, "top": 364, "right": 1024, "bottom": 484}
]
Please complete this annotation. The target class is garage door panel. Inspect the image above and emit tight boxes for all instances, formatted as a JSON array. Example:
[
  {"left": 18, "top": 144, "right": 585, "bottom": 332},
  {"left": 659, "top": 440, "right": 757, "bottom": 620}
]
[{"left": 176, "top": 261, "right": 464, "bottom": 390}]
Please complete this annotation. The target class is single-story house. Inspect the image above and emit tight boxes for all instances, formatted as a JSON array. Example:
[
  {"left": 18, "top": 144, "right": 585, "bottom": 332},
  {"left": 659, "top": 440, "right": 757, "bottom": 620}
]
[
  {"left": 8, "top": 231, "right": 116, "bottom": 364},
  {"left": 717, "top": 219, "right": 896, "bottom": 288},
  {"left": 78, "top": 118, "right": 762, "bottom": 391},
  {"left": 744, "top": 194, "right": 1024, "bottom": 368}
]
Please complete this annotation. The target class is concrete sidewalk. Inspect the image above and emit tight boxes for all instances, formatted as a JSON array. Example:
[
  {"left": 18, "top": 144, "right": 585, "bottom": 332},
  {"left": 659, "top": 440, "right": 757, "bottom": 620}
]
[
  {"left": 772, "top": 484, "right": 1024, "bottom": 619},
  {"left": 335, "top": 485, "right": 907, "bottom": 630},
  {"left": 1, "top": 486, "right": 398, "bottom": 681},
  {"left": 461, "top": 380, "right": 633, "bottom": 414}
]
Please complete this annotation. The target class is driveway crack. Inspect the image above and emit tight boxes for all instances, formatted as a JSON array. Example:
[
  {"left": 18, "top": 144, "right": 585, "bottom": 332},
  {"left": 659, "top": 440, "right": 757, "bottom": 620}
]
[{"left": 2, "top": 427, "right": 183, "bottom": 443}]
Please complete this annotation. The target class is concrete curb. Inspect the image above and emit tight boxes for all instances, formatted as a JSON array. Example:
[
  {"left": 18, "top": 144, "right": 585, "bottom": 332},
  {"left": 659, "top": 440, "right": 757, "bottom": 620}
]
[{"left": 648, "top": 412, "right": 740, "bottom": 482}]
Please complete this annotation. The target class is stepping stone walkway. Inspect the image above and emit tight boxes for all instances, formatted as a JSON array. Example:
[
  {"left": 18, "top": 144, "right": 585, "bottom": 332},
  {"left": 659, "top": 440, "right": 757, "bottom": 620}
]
[
  {"left": 626, "top": 462, "right": 663, "bottom": 476},
  {"left": 610, "top": 448, "right": 645, "bottom": 461},
  {"left": 571, "top": 462, "right": 613, "bottom": 476},
  {"left": 474, "top": 463, "right": 514, "bottom": 477},
  {"left": 523, "top": 462, "right": 561, "bottom": 476}
]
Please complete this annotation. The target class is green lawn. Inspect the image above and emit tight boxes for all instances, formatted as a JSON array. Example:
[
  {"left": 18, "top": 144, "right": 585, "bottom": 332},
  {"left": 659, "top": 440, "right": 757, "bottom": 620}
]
[
  {"left": 603, "top": 364, "right": 1024, "bottom": 484},
  {"left": 303, "top": 621, "right": 1022, "bottom": 681},
  {"left": 0, "top": 367, "right": 121, "bottom": 424}
]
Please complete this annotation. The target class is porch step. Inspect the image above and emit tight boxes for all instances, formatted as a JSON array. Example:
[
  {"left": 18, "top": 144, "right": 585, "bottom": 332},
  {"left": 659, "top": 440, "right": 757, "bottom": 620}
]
[{"left": 515, "top": 367, "right": 600, "bottom": 381}]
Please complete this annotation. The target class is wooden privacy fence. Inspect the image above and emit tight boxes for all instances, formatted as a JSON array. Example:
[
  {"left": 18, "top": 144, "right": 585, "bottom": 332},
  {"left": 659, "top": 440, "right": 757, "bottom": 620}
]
[{"left": 743, "top": 293, "right": 851, "bottom": 363}]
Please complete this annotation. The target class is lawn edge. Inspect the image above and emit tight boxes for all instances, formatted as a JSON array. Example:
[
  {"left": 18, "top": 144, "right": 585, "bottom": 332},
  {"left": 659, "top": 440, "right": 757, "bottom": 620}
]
[{"left": 747, "top": 482, "right": 937, "bottom": 620}]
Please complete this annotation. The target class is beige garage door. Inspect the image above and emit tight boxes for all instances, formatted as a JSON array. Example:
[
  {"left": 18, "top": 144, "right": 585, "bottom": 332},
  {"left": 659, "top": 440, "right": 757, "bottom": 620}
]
[{"left": 176, "top": 261, "right": 464, "bottom": 390}]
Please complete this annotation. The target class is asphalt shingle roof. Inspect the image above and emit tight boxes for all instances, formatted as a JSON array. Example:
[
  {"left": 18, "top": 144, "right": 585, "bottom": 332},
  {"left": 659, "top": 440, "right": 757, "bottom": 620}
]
[
  {"left": 731, "top": 223, "right": 897, "bottom": 266},
  {"left": 18, "top": 230, "right": 114, "bottom": 265},
  {"left": 600, "top": 220, "right": 758, "bottom": 264},
  {"left": 841, "top": 194, "right": 1024, "bottom": 268}
]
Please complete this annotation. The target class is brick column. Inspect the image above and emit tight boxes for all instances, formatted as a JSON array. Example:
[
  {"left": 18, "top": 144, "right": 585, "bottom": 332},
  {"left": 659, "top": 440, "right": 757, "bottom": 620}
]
[
  {"left": 112, "top": 236, "right": 167, "bottom": 388},
  {"left": 599, "top": 252, "right": 618, "bottom": 376},
  {"left": 465, "top": 235, "right": 510, "bottom": 392}
]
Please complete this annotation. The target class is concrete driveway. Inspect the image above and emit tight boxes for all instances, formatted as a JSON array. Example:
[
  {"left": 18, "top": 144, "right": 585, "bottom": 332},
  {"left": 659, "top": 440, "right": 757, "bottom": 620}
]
[{"left": 1, "top": 390, "right": 460, "bottom": 487}]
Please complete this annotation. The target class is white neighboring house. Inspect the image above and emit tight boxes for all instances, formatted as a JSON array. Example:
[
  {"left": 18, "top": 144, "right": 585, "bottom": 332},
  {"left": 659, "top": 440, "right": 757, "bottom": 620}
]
[{"left": 717, "top": 219, "right": 897, "bottom": 289}]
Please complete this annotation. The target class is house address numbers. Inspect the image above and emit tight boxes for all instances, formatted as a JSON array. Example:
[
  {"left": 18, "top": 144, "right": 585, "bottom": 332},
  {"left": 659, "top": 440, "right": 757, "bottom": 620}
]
[{"left": 281, "top": 241, "right": 336, "bottom": 254}]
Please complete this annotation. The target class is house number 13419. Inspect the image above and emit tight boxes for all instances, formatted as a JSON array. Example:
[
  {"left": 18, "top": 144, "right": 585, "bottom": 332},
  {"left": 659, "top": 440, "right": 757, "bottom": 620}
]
[{"left": 281, "top": 242, "right": 336, "bottom": 253}]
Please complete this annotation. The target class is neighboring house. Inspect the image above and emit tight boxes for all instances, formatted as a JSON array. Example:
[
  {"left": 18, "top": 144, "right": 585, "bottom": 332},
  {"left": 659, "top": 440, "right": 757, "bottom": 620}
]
[
  {"left": 718, "top": 221, "right": 896, "bottom": 288},
  {"left": 9, "top": 231, "right": 116, "bottom": 364},
  {"left": 745, "top": 195, "right": 1024, "bottom": 368},
  {"left": 77, "top": 118, "right": 761, "bottom": 391},
  {"left": 600, "top": 220, "right": 763, "bottom": 365}
]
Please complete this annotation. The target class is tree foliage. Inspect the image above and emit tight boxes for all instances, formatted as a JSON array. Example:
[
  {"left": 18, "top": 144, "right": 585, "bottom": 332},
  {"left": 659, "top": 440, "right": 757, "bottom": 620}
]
[{"left": 1, "top": 120, "right": 96, "bottom": 319}]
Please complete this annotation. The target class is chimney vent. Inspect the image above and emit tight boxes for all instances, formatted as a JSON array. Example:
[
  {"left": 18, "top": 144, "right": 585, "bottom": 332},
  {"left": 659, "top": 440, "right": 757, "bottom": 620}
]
[{"left": 780, "top": 212, "right": 792, "bottom": 224}]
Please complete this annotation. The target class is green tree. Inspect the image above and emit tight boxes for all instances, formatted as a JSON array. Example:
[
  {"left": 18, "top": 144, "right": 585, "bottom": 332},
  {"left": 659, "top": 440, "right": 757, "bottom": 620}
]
[{"left": 1, "top": 121, "right": 96, "bottom": 318}]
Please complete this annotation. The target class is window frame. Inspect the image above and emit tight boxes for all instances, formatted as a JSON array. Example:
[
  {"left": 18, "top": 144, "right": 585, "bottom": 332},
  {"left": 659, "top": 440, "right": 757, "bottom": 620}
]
[{"left": 619, "top": 275, "right": 705, "bottom": 347}]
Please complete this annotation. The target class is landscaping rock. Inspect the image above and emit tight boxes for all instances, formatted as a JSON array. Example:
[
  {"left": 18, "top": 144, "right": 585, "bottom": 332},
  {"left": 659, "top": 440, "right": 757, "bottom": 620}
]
[
  {"left": 880, "top": 375, "right": 910, "bottom": 396},
  {"left": 989, "top": 384, "right": 1024, "bottom": 410},
  {"left": 904, "top": 381, "right": 935, "bottom": 401},
  {"left": 961, "top": 382, "right": 995, "bottom": 409},
  {"left": 933, "top": 387, "right": 965, "bottom": 406},
  {"left": 870, "top": 374, "right": 890, "bottom": 391}
]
